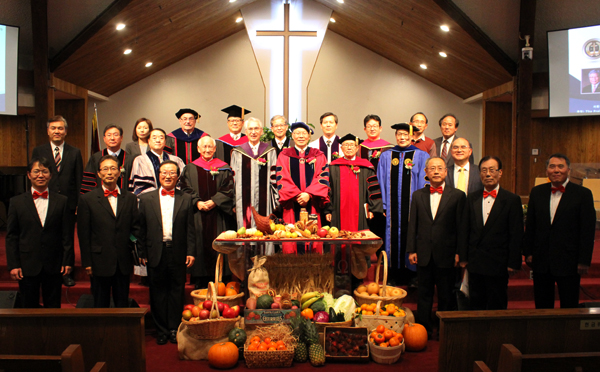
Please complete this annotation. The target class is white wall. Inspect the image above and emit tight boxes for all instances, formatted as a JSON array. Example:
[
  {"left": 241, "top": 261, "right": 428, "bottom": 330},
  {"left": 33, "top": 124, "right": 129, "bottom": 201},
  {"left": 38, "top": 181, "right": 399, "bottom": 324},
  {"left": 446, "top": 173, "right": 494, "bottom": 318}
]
[{"left": 89, "top": 29, "right": 483, "bottom": 159}]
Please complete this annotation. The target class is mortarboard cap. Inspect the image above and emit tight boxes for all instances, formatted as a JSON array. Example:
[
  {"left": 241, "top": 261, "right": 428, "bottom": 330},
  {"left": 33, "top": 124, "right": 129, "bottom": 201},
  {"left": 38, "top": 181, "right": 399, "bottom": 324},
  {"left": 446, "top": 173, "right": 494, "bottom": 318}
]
[
  {"left": 290, "top": 122, "right": 314, "bottom": 135},
  {"left": 175, "top": 108, "right": 200, "bottom": 119},
  {"left": 340, "top": 133, "right": 360, "bottom": 145},
  {"left": 391, "top": 122, "right": 415, "bottom": 136},
  {"left": 221, "top": 105, "right": 251, "bottom": 119}
]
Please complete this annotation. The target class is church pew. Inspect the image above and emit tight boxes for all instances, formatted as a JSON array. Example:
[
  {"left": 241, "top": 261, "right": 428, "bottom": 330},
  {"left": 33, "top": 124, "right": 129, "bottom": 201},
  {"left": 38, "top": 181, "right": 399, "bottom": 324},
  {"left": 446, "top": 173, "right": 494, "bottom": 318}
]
[
  {"left": 437, "top": 308, "right": 600, "bottom": 372},
  {"left": 0, "top": 344, "right": 83, "bottom": 372},
  {"left": 0, "top": 308, "right": 146, "bottom": 372},
  {"left": 473, "top": 360, "right": 494, "bottom": 372},
  {"left": 497, "top": 343, "right": 600, "bottom": 372}
]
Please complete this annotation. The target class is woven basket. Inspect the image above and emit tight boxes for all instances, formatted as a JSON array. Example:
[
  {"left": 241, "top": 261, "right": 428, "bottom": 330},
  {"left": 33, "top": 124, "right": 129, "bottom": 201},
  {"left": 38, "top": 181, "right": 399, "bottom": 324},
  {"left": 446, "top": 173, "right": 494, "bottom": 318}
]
[
  {"left": 370, "top": 338, "right": 404, "bottom": 364},
  {"left": 191, "top": 254, "right": 244, "bottom": 307},
  {"left": 355, "top": 301, "right": 405, "bottom": 334},
  {"left": 251, "top": 206, "right": 275, "bottom": 235},
  {"left": 315, "top": 318, "right": 353, "bottom": 333},
  {"left": 354, "top": 251, "right": 407, "bottom": 308},
  {"left": 244, "top": 347, "right": 294, "bottom": 368},
  {"left": 182, "top": 282, "right": 240, "bottom": 339}
]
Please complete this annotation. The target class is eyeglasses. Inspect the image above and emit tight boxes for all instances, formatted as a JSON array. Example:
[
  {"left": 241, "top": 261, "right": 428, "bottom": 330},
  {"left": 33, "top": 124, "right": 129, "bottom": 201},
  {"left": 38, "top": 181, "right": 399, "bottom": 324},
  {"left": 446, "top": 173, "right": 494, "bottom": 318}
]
[
  {"left": 548, "top": 164, "right": 567, "bottom": 170},
  {"left": 452, "top": 145, "right": 469, "bottom": 150},
  {"left": 480, "top": 168, "right": 499, "bottom": 175},
  {"left": 247, "top": 127, "right": 262, "bottom": 132},
  {"left": 104, "top": 134, "right": 121, "bottom": 139},
  {"left": 365, "top": 124, "right": 380, "bottom": 130},
  {"left": 100, "top": 166, "right": 119, "bottom": 172},
  {"left": 411, "top": 120, "right": 426, "bottom": 125},
  {"left": 160, "top": 171, "right": 178, "bottom": 177},
  {"left": 271, "top": 124, "right": 288, "bottom": 129},
  {"left": 228, "top": 119, "right": 242, "bottom": 123},
  {"left": 30, "top": 169, "right": 50, "bottom": 176},
  {"left": 427, "top": 166, "right": 446, "bottom": 172},
  {"left": 179, "top": 118, "right": 196, "bottom": 122},
  {"left": 341, "top": 144, "right": 357, "bottom": 148}
]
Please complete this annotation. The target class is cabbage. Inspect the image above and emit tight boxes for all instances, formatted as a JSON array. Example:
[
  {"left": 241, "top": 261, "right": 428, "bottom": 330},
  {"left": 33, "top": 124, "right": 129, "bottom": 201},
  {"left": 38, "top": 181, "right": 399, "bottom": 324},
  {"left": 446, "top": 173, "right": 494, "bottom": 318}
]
[
  {"left": 332, "top": 295, "right": 356, "bottom": 321},
  {"left": 314, "top": 311, "right": 329, "bottom": 323},
  {"left": 322, "top": 293, "right": 335, "bottom": 311}
]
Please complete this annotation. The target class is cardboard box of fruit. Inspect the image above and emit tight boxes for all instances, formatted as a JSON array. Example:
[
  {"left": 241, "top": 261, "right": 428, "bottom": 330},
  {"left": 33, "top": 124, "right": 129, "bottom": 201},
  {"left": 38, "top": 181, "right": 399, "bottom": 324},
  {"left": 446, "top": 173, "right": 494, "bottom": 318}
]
[{"left": 323, "top": 326, "right": 370, "bottom": 362}]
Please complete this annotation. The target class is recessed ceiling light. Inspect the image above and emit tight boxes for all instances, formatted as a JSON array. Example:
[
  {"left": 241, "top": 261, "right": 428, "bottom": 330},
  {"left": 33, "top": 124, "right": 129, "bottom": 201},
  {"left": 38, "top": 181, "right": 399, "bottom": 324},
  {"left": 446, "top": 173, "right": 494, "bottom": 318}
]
[
  {"left": 337, "top": 0, "right": 344, "bottom": 3},
  {"left": 124, "top": 49, "right": 132, "bottom": 55},
  {"left": 420, "top": 64, "right": 427, "bottom": 69},
  {"left": 440, "top": 25, "right": 449, "bottom": 32},
  {"left": 439, "top": 52, "right": 447, "bottom": 57},
  {"left": 145, "top": 62, "right": 153, "bottom": 67},
  {"left": 229, "top": 0, "right": 237, "bottom": 2},
  {"left": 116, "top": 23, "right": 126, "bottom": 31},
  {"left": 330, "top": 18, "right": 336, "bottom": 23},
  {"left": 236, "top": 17, "right": 243, "bottom": 23}
]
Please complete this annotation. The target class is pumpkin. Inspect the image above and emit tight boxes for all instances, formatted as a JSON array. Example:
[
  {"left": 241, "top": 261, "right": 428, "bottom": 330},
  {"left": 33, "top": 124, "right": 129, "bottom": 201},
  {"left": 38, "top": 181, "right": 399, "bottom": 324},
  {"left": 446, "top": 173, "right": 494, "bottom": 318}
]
[
  {"left": 228, "top": 328, "right": 247, "bottom": 347},
  {"left": 226, "top": 281, "right": 241, "bottom": 293},
  {"left": 208, "top": 342, "right": 239, "bottom": 369},
  {"left": 225, "top": 288, "right": 238, "bottom": 296},
  {"left": 402, "top": 322, "right": 428, "bottom": 351}
]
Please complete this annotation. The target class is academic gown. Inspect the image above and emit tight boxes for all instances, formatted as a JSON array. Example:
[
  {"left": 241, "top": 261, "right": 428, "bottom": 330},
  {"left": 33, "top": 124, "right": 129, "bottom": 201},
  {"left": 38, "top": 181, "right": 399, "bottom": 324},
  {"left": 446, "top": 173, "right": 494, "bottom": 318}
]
[
  {"left": 81, "top": 149, "right": 134, "bottom": 194},
  {"left": 271, "top": 137, "right": 295, "bottom": 158},
  {"left": 324, "top": 158, "right": 383, "bottom": 231},
  {"left": 128, "top": 152, "right": 185, "bottom": 196},
  {"left": 309, "top": 135, "right": 340, "bottom": 164},
  {"left": 377, "top": 145, "right": 429, "bottom": 270},
  {"left": 165, "top": 128, "right": 208, "bottom": 165},
  {"left": 215, "top": 134, "right": 248, "bottom": 165},
  {"left": 359, "top": 139, "right": 394, "bottom": 170},
  {"left": 180, "top": 157, "right": 235, "bottom": 277}
]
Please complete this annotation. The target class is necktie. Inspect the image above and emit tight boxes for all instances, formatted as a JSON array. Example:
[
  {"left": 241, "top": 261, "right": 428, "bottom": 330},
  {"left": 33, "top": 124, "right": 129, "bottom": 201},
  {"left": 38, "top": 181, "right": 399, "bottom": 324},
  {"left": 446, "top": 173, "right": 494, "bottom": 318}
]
[
  {"left": 161, "top": 189, "right": 175, "bottom": 197},
  {"left": 457, "top": 167, "right": 467, "bottom": 193},
  {"left": 441, "top": 140, "right": 448, "bottom": 159},
  {"left": 104, "top": 189, "right": 118, "bottom": 198},
  {"left": 326, "top": 140, "right": 331, "bottom": 147},
  {"left": 430, "top": 186, "right": 443, "bottom": 194},
  {"left": 551, "top": 185, "right": 565, "bottom": 194},
  {"left": 33, "top": 191, "right": 48, "bottom": 200},
  {"left": 54, "top": 147, "right": 61, "bottom": 172},
  {"left": 483, "top": 190, "right": 497, "bottom": 198}
]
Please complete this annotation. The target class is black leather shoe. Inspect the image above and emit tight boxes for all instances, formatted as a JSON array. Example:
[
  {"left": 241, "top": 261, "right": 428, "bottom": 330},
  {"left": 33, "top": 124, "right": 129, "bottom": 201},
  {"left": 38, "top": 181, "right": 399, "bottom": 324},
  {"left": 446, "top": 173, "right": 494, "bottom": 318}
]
[
  {"left": 156, "top": 334, "right": 168, "bottom": 345},
  {"left": 63, "top": 274, "right": 75, "bottom": 287},
  {"left": 169, "top": 330, "right": 177, "bottom": 344}
]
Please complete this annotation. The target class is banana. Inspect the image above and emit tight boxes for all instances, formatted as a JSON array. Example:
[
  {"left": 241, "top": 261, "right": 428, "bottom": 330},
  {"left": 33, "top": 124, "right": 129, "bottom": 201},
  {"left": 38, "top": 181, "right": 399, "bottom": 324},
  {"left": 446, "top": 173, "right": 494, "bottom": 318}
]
[
  {"left": 302, "top": 296, "right": 321, "bottom": 310},
  {"left": 300, "top": 291, "right": 321, "bottom": 304}
]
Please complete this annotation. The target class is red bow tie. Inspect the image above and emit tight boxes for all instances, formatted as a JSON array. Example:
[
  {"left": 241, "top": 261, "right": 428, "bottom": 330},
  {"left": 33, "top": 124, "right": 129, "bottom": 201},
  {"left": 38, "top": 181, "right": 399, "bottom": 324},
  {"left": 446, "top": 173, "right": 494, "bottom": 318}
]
[
  {"left": 430, "top": 186, "right": 443, "bottom": 194},
  {"left": 483, "top": 190, "right": 497, "bottom": 198},
  {"left": 104, "top": 189, "right": 119, "bottom": 198},
  {"left": 161, "top": 189, "right": 175, "bottom": 197},
  {"left": 551, "top": 186, "right": 565, "bottom": 194},
  {"left": 32, "top": 191, "right": 48, "bottom": 200}
]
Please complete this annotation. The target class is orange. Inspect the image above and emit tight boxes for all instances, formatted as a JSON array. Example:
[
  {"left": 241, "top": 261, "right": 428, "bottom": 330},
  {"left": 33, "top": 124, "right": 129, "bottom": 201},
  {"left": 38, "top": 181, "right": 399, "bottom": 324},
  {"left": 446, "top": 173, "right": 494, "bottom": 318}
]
[
  {"left": 361, "top": 304, "right": 369, "bottom": 310},
  {"left": 268, "top": 346, "right": 277, "bottom": 351},
  {"left": 250, "top": 336, "right": 261, "bottom": 343},
  {"left": 367, "top": 282, "right": 380, "bottom": 295},
  {"left": 389, "top": 337, "right": 400, "bottom": 347},
  {"left": 225, "top": 288, "right": 238, "bottom": 296},
  {"left": 376, "top": 325, "right": 385, "bottom": 334},
  {"left": 248, "top": 343, "right": 258, "bottom": 351},
  {"left": 277, "top": 344, "right": 287, "bottom": 351},
  {"left": 258, "top": 343, "right": 268, "bottom": 351},
  {"left": 383, "top": 330, "right": 394, "bottom": 341},
  {"left": 381, "top": 311, "right": 389, "bottom": 316},
  {"left": 264, "top": 337, "right": 272, "bottom": 344},
  {"left": 217, "top": 282, "right": 227, "bottom": 296},
  {"left": 276, "top": 340, "right": 285, "bottom": 347}
]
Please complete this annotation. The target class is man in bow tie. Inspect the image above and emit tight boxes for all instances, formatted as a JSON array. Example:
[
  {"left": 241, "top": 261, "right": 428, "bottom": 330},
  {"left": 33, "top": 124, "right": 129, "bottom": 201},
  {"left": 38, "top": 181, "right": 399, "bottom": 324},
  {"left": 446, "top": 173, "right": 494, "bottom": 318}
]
[
  {"left": 6, "top": 157, "right": 74, "bottom": 308},
  {"left": 78, "top": 155, "right": 140, "bottom": 308},
  {"left": 524, "top": 153, "right": 596, "bottom": 309},
  {"left": 461, "top": 156, "right": 523, "bottom": 310},
  {"left": 406, "top": 156, "right": 467, "bottom": 338},
  {"left": 138, "top": 161, "right": 195, "bottom": 345}
]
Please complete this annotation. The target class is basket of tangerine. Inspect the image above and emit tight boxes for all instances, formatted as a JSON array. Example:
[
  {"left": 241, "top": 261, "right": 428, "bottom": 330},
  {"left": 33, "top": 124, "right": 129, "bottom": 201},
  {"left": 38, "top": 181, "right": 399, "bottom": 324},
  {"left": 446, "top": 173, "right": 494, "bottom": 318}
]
[{"left": 368, "top": 324, "right": 404, "bottom": 364}]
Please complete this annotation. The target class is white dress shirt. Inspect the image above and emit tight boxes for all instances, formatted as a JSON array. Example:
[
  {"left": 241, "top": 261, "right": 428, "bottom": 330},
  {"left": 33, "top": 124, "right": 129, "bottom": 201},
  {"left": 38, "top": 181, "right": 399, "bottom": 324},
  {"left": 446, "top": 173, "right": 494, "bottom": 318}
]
[
  {"left": 108, "top": 149, "right": 122, "bottom": 157},
  {"left": 482, "top": 185, "right": 500, "bottom": 225},
  {"left": 550, "top": 178, "right": 569, "bottom": 223},
  {"left": 102, "top": 185, "right": 120, "bottom": 215},
  {"left": 430, "top": 183, "right": 445, "bottom": 219},
  {"left": 249, "top": 142, "right": 260, "bottom": 156},
  {"left": 276, "top": 139, "right": 286, "bottom": 149},
  {"left": 453, "top": 162, "right": 470, "bottom": 193},
  {"left": 32, "top": 187, "right": 49, "bottom": 227},
  {"left": 230, "top": 133, "right": 241, "bottom": 141},
  {"left": 159, "top": 187, "right": 175, "bottom": 242},
  {"left": 51, "top": 142, "right": 64, "bottom": 162}
]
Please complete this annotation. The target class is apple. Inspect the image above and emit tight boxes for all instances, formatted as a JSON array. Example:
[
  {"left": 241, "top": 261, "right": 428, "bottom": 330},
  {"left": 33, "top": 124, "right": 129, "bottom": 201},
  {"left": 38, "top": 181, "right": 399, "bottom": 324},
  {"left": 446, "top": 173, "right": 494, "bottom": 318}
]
[
  {"left": 271, "top": 302, "right": 281, "bottom": 309},
  {"left": 237, "top": 227, "right": 246, "bottom": 236},
  {"left": 182, "top": 309, "right": 193, "bottom": 321},
  {"left": 317, "top": 228, "right": 328, "bottom": 238},
  {"left": 184, "top": 304, "right": 195, "bottom": 312},
  {"left": 329, "top": 227, "right": 339, "bottom": 238},
  {"left": 223, "top": 303, "right": 230, "bottom": 310},
  {"left": 199, "top": 309, "right": 210, "bottom": 320},
  {"left": 216, "top": 302, "right": 225, "bottom": 313},
  {"left": 191, "top": 306, "right": 201, "bottom": 317},
  {"left": 222, "top": 307, "right": 236, "bottom": 318},
  {"left": 322, "top": 225, "right": 330, "bottom": 230},
  {"left": 291, "top": 305, "right": 298, "bottom": 310},
  {"left": 203, "top": 300, "right": 213, "bottom": 310},
  {"left": 230, "top": 305, "right": 240, "bottom": 317},
  {"left": 210, "top": 309, "right": 220, "bottom": 319}
]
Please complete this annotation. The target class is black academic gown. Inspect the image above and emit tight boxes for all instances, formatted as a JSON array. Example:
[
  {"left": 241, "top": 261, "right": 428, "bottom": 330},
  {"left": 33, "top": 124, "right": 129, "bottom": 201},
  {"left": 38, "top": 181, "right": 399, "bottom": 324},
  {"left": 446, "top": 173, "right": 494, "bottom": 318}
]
[{"left": 81, "top": 149, "right": 134, "bottom": 194}]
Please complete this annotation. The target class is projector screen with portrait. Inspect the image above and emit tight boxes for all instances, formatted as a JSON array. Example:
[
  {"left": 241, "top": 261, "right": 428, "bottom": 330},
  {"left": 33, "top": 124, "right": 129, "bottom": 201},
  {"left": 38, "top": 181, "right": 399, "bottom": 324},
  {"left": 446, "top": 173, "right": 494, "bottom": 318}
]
[
  {"left": 548, "top": 24, "right": 600, "bottom": 117},
  {"left": 0, "top": 24, "right": 19, "bottom": 116}
]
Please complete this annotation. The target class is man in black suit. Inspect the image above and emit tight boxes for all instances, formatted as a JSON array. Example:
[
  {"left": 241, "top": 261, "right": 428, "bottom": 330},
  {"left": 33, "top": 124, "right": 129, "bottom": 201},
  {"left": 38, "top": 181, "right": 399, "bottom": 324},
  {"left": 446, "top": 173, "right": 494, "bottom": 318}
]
[
  {"left": 407, "top": 156, "right": 467, "bottom": 337},
  {"left": 6, "top": 157, "right": 74, "bottom": 308},
  {"left": 77, "top": 155, "right": 140, "bottom": 308},
  {"left": 524, "top": 153, "right": 596, "bottom": 309},
  {"left": 433, "top": 114, "right": 474, "bottom": 166},
  {"left": 270, "top": 115, "right": 294, "bottom": 157},
  {"left": 32, "top": 115, "right": 82, "bottom": 287},
  {"left": 461, "top": 156, "right": 523, "bottom": 310},
  {"left": 445, "top": 138, "right": 482, "bottom": 196},
  {"left": 138, "top": 161, "right": 196, "bottom": 345}
]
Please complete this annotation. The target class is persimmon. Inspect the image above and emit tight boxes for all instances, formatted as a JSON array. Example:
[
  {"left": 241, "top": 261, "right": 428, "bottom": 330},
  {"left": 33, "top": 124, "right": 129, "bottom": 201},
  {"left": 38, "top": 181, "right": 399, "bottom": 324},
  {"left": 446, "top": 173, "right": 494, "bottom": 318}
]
[
  {"left": 388, "top": 337, "right": 400, "bottom": 347},
  {"left": 379, "top": 342, "right": 388, "bottom": 348},
  {"left": 370, "top": 331, "right": 379, "bottom": 340},
  {"left": 226, "top": 281, "right": 241, "bottom": 292},
  {"left": 383, "top": 329, "right": 394, "bottom": 340},
  {"left": 376, "top": 325, "right": 385, "bottom": 333},
  {"left": 374, "top": 333, "right": 385, "bottom": 344}
]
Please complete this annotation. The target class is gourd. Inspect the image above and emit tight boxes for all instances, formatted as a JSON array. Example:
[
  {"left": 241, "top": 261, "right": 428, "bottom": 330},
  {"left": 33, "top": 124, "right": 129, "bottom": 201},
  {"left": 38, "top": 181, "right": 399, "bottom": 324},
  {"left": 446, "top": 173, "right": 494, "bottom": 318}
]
[
  {"left": 222, "top": 230, "right": 238, "bottom": 240},
  {"left": 256, "top": 294, "right": 274, "bottom": 309},
  {"left": 228, "top": 328, "right": 247, "bottom": 347}
]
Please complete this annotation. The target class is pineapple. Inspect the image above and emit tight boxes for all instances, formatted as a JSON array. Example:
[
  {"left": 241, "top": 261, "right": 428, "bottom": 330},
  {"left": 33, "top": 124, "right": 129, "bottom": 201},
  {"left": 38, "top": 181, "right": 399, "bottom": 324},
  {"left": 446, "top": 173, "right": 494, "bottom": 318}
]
[
  {"left": 290, "top": 317, "right": 308, "bottom": 363},
  {"left": 303, "top": 319, "right": 325, "bottom": 367}
]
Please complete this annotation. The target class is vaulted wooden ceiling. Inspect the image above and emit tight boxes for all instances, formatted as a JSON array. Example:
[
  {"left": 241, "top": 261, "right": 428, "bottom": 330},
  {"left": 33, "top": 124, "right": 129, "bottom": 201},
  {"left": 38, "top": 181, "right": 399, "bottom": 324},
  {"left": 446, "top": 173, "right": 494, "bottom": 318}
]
[{"left": 52, "top": 0, "right": 515, "bottom": 99}]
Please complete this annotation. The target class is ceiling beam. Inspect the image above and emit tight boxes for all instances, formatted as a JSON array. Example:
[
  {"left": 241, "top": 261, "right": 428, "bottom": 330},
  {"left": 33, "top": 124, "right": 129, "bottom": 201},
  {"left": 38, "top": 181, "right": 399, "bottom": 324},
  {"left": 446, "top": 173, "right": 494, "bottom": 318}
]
[
  {"left": 49, "top": 0, "right": 132, "bottom": 72},
  {"left": 433, "top": 0, "right": 517, "bottom": 76}
]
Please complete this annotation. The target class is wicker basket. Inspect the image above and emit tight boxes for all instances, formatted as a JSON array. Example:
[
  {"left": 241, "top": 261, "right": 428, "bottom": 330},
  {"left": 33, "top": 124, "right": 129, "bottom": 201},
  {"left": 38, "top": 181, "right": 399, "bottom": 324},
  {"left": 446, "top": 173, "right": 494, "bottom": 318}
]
[
  {"left": 355, "top": 301, "right": 405, "bottom": 334},
  {"left": 370, "top": 338, "right": 404, "bottom": 364},
  {"left": 181, "top": 282, "right": 240, "bottom": 339},
  {"left": 315, "top": 318, "right": 353, "bottom": 333},
  {"left": 191, "top": 254, "right": 244, "bottom": 307},
  {"left": 251, "top": 206, "right": 275, "bottom": 235},
  {"left": 354, "top": 251, "right": 407, "bottom": 308},
  {"left": 244, "top": 347, "right": 295, "bottom": 368}
]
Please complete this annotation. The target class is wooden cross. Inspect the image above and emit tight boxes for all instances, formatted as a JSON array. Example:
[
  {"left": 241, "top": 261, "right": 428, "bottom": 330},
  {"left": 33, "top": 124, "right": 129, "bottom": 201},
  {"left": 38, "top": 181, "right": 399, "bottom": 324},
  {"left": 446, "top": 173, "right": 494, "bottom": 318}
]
[{"left": 256, "top": 3, "right": 317, "bottom": 119}]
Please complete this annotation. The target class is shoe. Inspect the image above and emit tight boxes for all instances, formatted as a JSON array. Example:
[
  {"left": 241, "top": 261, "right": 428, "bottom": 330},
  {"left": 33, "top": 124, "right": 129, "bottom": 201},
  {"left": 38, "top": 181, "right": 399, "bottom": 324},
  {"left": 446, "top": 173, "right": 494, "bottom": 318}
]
[
  {"left": 63, "top": 274, "right": 75, "bottom": 287},
  {"left": 169, "top": 330, "right": 177, "bottom": 344},
  {"left": 408, "top": 277, "right": 419, "bottom": 288},
  {"left": 156, "top": 334, "right": 168, "bottom": 345}
]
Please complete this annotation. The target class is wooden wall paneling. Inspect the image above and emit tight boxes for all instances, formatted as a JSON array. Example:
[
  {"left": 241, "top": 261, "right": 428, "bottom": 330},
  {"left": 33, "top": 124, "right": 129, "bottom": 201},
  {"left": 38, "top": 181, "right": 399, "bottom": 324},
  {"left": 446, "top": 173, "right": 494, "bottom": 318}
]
[
  {"left": 54, "top": 99, "right": 88, "bottom": 165},
  {"left": 0, "top": 115, "right": 32, "bottom": 167},
  {"left": 31, "top": 0, "right": 50, "bottom": 148},
  {"left": 483, "top": 101, "right": 514, "bottom": 191}
]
